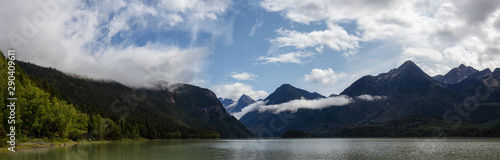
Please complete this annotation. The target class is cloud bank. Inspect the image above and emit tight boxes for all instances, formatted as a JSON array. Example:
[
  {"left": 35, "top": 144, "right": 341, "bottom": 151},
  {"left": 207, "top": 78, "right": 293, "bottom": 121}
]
[
  {"left": 259, "top": 0, "right": 500, "bottom": 75},
  {"left": 232, "top": 94, "right": 387, "bottom": 119},
  {"left": 0, "top": 0, "right": 233, "bottom": 88}
]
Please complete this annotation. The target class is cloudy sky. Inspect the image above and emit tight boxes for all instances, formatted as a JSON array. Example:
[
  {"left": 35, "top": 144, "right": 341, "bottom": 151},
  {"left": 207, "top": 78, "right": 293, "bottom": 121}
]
[{"left": 1, "top": 0, "right": 500, "bottom": 101}]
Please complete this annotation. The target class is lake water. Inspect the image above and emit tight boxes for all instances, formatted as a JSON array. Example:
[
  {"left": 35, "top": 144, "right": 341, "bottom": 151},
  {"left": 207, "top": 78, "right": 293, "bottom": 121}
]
[{"left": 2, "top": 138, "right": 500, "bottom": 160}]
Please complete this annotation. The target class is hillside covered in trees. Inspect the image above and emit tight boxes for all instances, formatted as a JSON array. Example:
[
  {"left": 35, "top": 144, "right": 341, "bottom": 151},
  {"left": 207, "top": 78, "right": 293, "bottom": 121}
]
[{"left": 0, "top": 50, "right": 253, "bottom": 147}]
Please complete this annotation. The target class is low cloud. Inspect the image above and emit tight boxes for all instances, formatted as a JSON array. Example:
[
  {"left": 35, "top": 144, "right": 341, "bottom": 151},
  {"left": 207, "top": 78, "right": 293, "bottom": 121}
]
[
  {"left": 232, "top": 94, "right": 386, "bottom": 119},
  {"left": 356, "top": 94, "right": 387, "bottom": 101},
  {"left": 232, "top": 100, "right": 268, "bottom": 119},
  {"left": 230, "top": 72, "right": 258, "bottom": 81}
]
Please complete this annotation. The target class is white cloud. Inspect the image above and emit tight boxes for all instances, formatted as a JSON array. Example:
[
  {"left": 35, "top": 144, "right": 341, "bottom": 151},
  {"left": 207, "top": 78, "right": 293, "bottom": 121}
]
[
  {"left": 212, "top": 82, "right": 269, "bottom": 101},
  {"left": 232, "top": 94, "right": 386, "bottom": 119},
  {"left": 356, "top": 94, "right": 387, "bottom": 101},
  {"left": 260, "top": 0, "right": 500, "bottom": 74},
  {"left": 258, "top": 95, "right": 353, "bottom": 114},
  {"left": 249, "top": 18, "right": 263, "bottom": 36},
  {"left": 257, "top": 51, "right": 316, "bottom": 64},
  {"left": 304, "top": 68, "right": 347, "bottom": 86},
  {"left": 0, "top": 0, "right": 233, "bottom": 88},
  {"left": 232, "top": 101, "right": 267, "bottom": 119},
  {"left": 230, "top": 72, "right": 258, "bottom": 81},
  {"left": 270, "top": 25, "right": 360, "bottom": 55}
]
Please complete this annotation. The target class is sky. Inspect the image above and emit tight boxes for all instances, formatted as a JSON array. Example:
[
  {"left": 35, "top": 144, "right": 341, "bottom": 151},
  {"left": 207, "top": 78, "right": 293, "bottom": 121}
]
[{"left": 1, "top": 0, "right": 500, "bottom": 101}]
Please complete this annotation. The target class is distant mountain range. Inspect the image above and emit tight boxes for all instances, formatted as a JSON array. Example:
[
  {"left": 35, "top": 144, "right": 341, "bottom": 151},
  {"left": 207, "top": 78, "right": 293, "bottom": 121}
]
[
  {"left": 16, "top": 57, "right": 500, "bottom": 139},
  {"left": 236, "top": 61, "right": 500, "bottom": 137}
]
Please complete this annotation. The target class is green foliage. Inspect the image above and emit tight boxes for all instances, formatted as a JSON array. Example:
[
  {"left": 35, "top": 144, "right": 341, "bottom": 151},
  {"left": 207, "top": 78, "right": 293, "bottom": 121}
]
[{"left": 0, "top": 51, "right": 89, "bottom": 146}]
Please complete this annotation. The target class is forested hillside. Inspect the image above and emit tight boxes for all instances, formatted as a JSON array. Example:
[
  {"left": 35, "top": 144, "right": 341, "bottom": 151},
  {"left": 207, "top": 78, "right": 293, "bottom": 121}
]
[{"left": 16, "top": 58, "right": 252, "bottom": 139}]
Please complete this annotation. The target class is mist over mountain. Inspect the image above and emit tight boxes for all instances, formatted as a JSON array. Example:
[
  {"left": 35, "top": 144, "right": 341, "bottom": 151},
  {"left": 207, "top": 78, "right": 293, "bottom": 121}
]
[{"left": 264, "top": 84, "right": 325, "bottom": 105}]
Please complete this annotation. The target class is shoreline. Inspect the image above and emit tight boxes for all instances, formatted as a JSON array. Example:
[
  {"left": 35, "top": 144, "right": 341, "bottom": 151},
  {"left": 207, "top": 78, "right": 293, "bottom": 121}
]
[
  {"left": 0, "top": 141, "right": 80, "bottom": 153},
  {"left": 0, "top": 139, "right": 148, "bottom": 153}
]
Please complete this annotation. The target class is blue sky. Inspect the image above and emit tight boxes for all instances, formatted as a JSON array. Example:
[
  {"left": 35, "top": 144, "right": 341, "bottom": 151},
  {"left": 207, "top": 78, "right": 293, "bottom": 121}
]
[{"left": 1, "top": 0, "right": 500, "bottom": 101}]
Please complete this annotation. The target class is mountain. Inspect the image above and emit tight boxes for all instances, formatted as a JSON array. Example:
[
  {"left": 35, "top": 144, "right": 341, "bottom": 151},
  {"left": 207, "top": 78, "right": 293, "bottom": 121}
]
[
  {"left": 264, "top": 84, "right": 325, "bottom": 105},
  {"left": 341, "top": 60, "right": 436, "bottom": 96},
  {"left": 239, "top": 84, "right": 326, "bottom": 137},
  {"left": 16, "top": 61, "right": 253, "bottom": 138},
  {"left": 335, "top": 60, "right": 467, "bottom": 128},
  {"left": 225, "top": 94, "right": 255, "bottom": 114},
  {"left": 337, "top": 62, "right": 500, "bottom": 136},
  {"left": 218, "top": 98, "right": 235, "bottom": 108},
  {"left": 240, "top": 60, "right": 500, "bottom": 137},
  {"left": 433, "top": 64, "right": 479, "bottom": 85}
]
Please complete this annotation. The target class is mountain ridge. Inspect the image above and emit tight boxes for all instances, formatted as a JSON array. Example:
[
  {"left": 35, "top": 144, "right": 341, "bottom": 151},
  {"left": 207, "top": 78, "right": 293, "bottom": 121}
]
[{"left": 239, "top": 60, "right": 500, "bottom": 137}]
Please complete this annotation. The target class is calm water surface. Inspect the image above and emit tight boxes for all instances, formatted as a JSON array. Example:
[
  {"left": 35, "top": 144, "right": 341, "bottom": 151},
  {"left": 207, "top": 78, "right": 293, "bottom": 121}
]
[{"left": 2, "top": 138, "right": 500, "bottom": 160}]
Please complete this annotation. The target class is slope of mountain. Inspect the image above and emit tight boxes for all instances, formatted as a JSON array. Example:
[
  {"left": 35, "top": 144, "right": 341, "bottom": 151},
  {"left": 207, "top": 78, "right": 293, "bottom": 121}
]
[
  {"left": 17, "top": 61, "right": 253, "bottom": 138},
  {"left": 225, "top": 94, "right": 255, "bottom": 114},
  {"left": 433, "top": 64, "right": 479, "bottom": 85}
]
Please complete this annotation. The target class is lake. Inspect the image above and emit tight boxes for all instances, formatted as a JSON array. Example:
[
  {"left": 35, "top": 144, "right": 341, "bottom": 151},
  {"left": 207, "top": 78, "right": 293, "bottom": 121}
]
[{"left": 2, "top": 138, "right": 500, "bottom": 160}]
